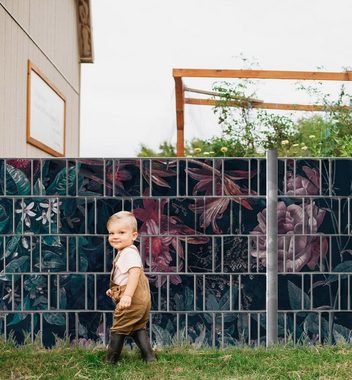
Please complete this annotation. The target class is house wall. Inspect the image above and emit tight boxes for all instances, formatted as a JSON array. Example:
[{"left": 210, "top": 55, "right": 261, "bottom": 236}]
[{"left": 0, "top": 0, "right": 80, "bottom": 157}]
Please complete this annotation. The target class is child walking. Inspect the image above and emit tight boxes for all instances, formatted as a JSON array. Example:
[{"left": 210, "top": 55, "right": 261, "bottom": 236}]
[{"left": 105, "top": 211, "right": 155, "bottom": 364}]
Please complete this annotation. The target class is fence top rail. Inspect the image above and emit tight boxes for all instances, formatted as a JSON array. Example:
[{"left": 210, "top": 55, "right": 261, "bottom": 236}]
[{"left": 2, "top": 157, "right": 352, "bottom": 160}]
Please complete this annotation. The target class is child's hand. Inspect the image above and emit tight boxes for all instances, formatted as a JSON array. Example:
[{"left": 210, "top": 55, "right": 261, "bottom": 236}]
[
  {"left": 106, "top": 289, "right": 113, "bottom": 298},
  {"left": 118, "top": 295, "right": 132, "bottom": 309}
]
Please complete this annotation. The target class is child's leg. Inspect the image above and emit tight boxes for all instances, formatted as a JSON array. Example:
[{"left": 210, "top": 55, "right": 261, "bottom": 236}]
[
  {"left": 106, "top": 332, "right": 126, "bottom": 364},
  {"left": 130, "top": 329, "right": 155, "bottom": 362}
]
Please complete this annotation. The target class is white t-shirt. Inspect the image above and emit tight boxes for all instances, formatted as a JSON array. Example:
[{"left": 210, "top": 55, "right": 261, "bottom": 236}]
[{"left": 112, "top": 245, "right": 142, "bottom": 286}]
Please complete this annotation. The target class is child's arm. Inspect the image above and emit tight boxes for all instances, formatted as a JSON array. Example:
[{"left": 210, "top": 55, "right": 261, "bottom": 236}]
[{"left": 118, "top": 267, "right": 141, "bottom": 309}]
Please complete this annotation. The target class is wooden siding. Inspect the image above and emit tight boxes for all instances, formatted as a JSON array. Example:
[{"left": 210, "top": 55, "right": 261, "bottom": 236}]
[
  {"left": 0, "top": 0, "right": 30, "bottom": 30},
  {"left": 0, "top": 1, "right": 80, "bottom": 157},
  {"left": 29, "top": 0, "right": 80, "bottom": 90}
]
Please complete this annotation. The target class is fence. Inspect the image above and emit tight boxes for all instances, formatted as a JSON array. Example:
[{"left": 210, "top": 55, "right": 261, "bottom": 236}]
[{"left": 0, "top": 157, "right": 351, "bottom": 347}]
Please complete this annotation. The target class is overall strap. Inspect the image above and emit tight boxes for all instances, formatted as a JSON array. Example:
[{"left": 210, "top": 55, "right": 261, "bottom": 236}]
[{"left": 110, "top": 251, "right": 122, "bottom": 284}]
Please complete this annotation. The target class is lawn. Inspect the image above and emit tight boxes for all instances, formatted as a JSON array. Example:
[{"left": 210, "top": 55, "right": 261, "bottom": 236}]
[{"left": 1, "top": 339, "right": 352, "bottom": 379}]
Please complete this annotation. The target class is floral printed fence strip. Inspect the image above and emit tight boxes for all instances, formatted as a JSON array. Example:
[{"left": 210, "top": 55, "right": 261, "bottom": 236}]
[{"left": 0, "top": 158, "right": 351, "bottom": 347}]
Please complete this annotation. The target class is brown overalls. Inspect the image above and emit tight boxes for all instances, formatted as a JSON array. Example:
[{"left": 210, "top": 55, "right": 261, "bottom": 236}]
[{"left": 109, "top": 250, "right": 151, "bottom": 335}]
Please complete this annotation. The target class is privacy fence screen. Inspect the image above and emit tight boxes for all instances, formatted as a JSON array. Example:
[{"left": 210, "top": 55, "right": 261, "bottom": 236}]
[{"left": 0, "top": 158, "right": 352, "bottom": 347}]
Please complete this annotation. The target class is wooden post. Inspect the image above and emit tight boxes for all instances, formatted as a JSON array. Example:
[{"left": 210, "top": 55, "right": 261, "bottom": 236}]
[{"left": 174, "top": 77, "right": 185, "bottom": 157}]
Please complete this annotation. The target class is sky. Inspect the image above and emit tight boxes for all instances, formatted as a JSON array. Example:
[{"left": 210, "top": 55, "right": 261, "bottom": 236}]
[{"left": 80, "top": 0, "right": 352, "bottom": 157}]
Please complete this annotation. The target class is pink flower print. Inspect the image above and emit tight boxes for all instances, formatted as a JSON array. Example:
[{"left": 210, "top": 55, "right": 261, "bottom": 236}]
[
  {"left": 250, "top": 201, "right": 328, "bottom": 272},
  {"left": 286, "top": 166, "right": 320, "bottom": 196}
]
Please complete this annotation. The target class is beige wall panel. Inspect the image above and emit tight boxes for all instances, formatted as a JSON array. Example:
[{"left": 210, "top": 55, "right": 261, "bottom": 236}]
[
  {"left": 66, "top": 93, "right": 80, "bottom": 156},
  {"left": 25, "top": 146, "right": 51, "bottom": 158},
  {"left": 0, "top": 9, "right": 5, "bottom": 153},
  {"left": 0, "top": 0, "right": 30, "bottom": 31},
  {"left": 0, "top": 7, "right": 30, "bottom": 158},
  {"left": 29, "top": 0, "right": 80, "bottom": 91},
  {"left": 0, "top": 4, "right": 80, "bottom": 158},
  {"left": 54, "top": 0, "right": 81, "bottom": 90}
]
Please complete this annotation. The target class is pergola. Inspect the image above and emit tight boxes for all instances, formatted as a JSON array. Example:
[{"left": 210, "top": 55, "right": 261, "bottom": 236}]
[{"left": 173, "top": 69, "right": 352, "bottom": 156}]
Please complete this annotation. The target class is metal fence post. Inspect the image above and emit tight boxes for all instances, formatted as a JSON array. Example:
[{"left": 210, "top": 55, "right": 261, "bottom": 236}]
[{"left": 266, "top": 149, "right": 278, "bottom": 346}]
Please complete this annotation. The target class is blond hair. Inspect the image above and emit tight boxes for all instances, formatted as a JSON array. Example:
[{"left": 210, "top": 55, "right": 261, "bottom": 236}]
[{"left": 106, "top": 211, "right": 138, "bottom": 232}]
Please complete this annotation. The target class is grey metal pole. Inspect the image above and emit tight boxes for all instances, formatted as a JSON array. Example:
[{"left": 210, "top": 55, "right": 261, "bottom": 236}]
[{"left": 266, "top": 149, "right": 278, "bottom": 346}]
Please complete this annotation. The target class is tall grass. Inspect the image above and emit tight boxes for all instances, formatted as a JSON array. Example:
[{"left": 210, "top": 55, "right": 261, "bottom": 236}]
[{"left": 1, "top": 335, "right": 352, "bottom": 379}]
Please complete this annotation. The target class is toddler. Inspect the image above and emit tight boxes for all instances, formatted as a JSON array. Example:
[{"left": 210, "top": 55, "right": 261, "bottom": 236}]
[{"left": 105, "top": 211, "right": 155, "bottom": 363}]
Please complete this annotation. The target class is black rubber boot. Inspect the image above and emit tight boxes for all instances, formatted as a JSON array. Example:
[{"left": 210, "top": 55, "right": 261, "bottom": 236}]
[
  {"left": 106, "top": 332, "right": 126, "bottom": 364},
  {"left": 131, "top": 329, "right": 156, "bottom": 362}
]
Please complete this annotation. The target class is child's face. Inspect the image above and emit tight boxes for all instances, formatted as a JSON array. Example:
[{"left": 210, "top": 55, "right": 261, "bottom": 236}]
[{"left": 108, "top": 220, "right": 138, "bottom": 251}]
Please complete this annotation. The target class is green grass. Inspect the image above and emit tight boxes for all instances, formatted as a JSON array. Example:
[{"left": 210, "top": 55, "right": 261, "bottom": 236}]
[{"left": 1, "top": 339, "right": 352, "bottom": 380}]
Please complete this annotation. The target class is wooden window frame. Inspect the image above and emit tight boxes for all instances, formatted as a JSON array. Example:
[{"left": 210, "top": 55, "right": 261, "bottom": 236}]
[{"left": 27, "top": 60, "right": 67, "bottom": 157}]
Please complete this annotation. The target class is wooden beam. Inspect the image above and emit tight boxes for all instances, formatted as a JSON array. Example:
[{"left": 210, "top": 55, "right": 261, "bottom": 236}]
[
  {"left": 185, "top": 98, "right": 352, "bottom": 112},
  {"left": 174, "top": 77, "right": 185, "bottom": 156},
  {"left": 173, "top": 69, "right": 352, "bottom": 81}
]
